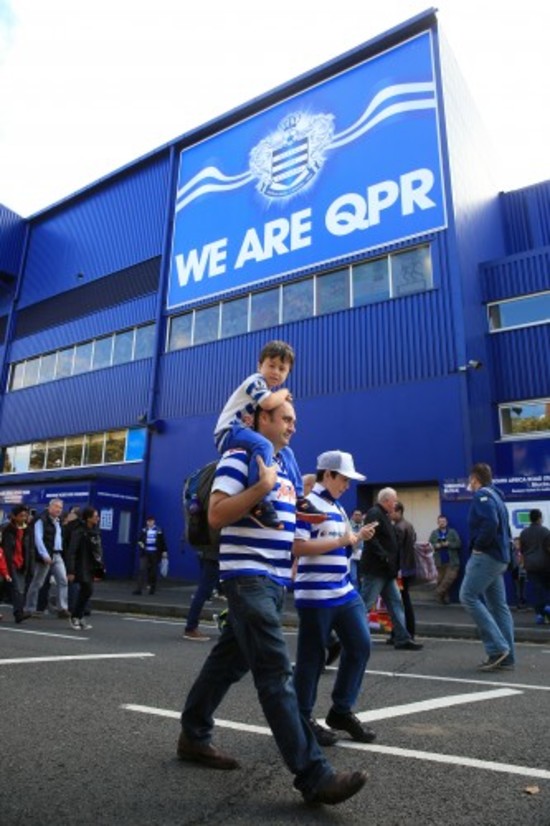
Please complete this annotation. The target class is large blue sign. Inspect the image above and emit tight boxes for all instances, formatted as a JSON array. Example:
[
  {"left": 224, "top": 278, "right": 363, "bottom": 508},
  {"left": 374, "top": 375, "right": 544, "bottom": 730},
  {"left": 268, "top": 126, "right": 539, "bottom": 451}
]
[{"left": 167, "top": 31, "right": 446, "bottom": 310}]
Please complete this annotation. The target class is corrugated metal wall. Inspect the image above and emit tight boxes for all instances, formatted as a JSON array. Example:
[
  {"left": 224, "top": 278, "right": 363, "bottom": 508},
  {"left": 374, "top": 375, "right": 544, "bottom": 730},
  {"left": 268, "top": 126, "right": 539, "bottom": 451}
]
[
  {"left": 489, "top": 325, "right": 550, "bottom": 402},
  {"left": 480, "top": 247, "right": 550, "bottom": 302},
  {"left": 500, "top": 182, "right": 550, "bottom": 255},
  {"left": 0, "top": 204, "right": 25, "bottom": 278},
  {"left": 0, "top": 359, "right": 152, "bottom": 443},
  {"left": 18, "top": 156, "right": 170, "bottom": 308}
]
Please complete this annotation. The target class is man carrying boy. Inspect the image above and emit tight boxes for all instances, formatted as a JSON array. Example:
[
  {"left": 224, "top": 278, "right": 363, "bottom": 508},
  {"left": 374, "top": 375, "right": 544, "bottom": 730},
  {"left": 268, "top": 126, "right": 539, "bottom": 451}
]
[
  {"left": 214, "top": 340, "right": 324, "bottom": 529},
  {"left": 178, "top": 401, "right": 368, "bottom": 806}
]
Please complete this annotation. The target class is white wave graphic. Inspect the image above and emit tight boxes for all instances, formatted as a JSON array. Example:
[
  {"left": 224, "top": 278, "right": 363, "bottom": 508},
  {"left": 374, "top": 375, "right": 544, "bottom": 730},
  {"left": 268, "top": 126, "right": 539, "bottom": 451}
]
[{"left": 175, "top": 81, "right": 436, "bottom": 211}]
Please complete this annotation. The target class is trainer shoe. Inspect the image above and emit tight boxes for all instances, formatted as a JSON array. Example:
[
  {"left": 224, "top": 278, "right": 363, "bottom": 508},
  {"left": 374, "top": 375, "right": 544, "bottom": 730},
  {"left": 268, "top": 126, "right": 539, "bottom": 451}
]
[
  {"left": 309, "top": 719, "right": 338, "bottom": 747},
  {"left": 177, "top": 731, "right": 240, "bottom": 770},
  {"left": 498, "top": 656, "right": 515, "bottom": 671},
  {"left": 325, "top": 708, "right": 376, "bottom": 743},
  {"left": 57, "top": 609, "right": 71, "bottom": 619},
  {"left": 79, "top": 619, "right": 93, "bottom": 630},
  {"left": 295, "top": 497, "right": 328, "bottom": 525},
  {"left": 183, "top": 628, "right": 211, "bottom": 641},
  {"left": 394, "top": 640, "right": 423, "bottom": 651},
  {"left": 69, "top": 616, "right": 82, "bottom": 630},
  {"left": 304, "top": 770, "right": 368, "bottom": 805},
  {"left": 250, "top": 500, "right": 284, "bottom": 530},
  {"left": 478, "top": 651, "right": 509, "bottom": 671}
]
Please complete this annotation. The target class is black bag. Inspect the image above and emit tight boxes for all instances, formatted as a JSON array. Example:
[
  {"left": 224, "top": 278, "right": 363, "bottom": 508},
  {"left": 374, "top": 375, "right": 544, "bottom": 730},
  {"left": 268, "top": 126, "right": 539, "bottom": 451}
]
[{"left": 183, "top": 460, "right": 220, "bottom": 553}]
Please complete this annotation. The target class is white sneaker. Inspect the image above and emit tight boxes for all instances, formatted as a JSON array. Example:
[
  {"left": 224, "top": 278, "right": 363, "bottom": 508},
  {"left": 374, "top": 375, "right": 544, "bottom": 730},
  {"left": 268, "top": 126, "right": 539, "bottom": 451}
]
[
  {"left": 79, "top": 619, "right": 93, "bottom": 630},
  {"left": 69, "top": 617, "right": 82, "bottom": 630}
]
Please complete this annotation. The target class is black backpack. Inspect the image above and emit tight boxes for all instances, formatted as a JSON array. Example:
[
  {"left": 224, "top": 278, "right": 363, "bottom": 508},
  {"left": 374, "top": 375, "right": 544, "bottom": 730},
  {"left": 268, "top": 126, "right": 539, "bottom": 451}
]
[{"left": 182, "top": 460, "right": 220, "bottom": 553}]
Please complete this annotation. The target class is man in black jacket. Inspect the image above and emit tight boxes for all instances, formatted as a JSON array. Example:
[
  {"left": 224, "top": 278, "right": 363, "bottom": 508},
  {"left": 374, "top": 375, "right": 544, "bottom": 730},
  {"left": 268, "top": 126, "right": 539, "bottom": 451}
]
[
  {"left": 0, "top": 505, "right": 34, "bottom": 623},
  {"left": 520, "top": 508, "right": 550, "bottom": 624},
  {"left": 360, "top": 487, "right": 422, "bottom": 651}
]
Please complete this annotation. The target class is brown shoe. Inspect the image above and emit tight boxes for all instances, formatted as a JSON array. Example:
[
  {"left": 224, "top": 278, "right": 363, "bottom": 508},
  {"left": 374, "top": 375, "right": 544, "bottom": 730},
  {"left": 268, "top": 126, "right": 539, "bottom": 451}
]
[
  {"left": 57, "top": 610, "right": 70, "bottom": 619},
  {"left": 177, "top": 731, "right": 240, "bottom": 770},
  {"left": 183, "top": 628, "right": 211, "bottom": 641},
  {"left": 306, "top": 771, "right": 368, "bottom": 805}
]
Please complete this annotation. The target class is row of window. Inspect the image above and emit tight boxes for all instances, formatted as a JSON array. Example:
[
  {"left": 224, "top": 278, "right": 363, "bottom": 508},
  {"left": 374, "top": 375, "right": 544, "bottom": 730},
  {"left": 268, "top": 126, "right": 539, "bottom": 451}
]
[
  {"left": 499, "top": 400, "right": 550, "bottom": 439},
  {"left": 167, "top": 245, "right": 433, "bottom": 350},
  {"left": 488, "top": 291, "right": 550, "bottom": 332},
  {"left": 2, "top": 428, "right": 147, "bottom": 475},
  {"left": 9, "top": 323, "right": 155, "bottom": 392}
]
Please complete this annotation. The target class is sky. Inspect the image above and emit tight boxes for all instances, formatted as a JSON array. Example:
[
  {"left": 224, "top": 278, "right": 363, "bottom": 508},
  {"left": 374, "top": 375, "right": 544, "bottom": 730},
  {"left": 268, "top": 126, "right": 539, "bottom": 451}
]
[{"left": 0, "top": 0, "right": 549, "bottom": 217}]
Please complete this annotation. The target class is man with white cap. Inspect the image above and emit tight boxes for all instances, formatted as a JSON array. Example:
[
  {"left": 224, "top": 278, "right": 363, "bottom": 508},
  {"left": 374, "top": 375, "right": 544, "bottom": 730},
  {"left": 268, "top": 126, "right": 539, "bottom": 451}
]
[{"left": 293, "top": 450, "right": 377, "bottom": 746}]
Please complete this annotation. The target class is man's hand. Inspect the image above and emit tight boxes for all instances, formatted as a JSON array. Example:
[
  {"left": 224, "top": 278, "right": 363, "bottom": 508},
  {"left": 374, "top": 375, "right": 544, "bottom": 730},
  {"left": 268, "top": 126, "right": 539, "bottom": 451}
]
[
  {"left": 360, "top": 522, "right": 378, "bottom": 541},
  {"left": 256, "top": 456, "right": 278, "bottom": 493},
  {"left": 67, "top": 574, "right": 75, "bottom": 583}
]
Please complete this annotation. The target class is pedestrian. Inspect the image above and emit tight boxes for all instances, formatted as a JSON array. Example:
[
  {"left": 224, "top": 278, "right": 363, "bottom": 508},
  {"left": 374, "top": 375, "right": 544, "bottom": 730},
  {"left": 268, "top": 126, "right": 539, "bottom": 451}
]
[
  {"left": 360, "top": 488, "right": 423, "bottom": 651},
  {"left": 213, "top": 340, "right": 324, "bottom": 528},
  {"left": 24, "top": 498, "right": 70, "bottom": 618},
  {"left": 429, "top": 515, "right": 462, "bottom": 604},
  {"left": 510, "top": 536, "right": 528, "bottom": 611},
  {"left": 348, "top": 509, "right": 365, "bottom": 591},
  {"left": 519, "top": 509, "right": 550, "bottom": 624},
  {"left": 66, "top": 506, "right": 104, "bottom": 631},
  {"left": 133, "top": 516, "right": 168, "bottom": 595},
  {"left": 459, "top": 463, "right": 515, "bottom": 671},
  {"left": 0, "top": 504, "right": 34, "bottom": 623},
  {"left": 178, "top": 401, "right": 368, "bottom": 806},
  {"left": 182, "top": 544, "right": 219, "bottom": 641},
  {"left": 391, "top": 501, "right": 417, "bottom": 640},
  {"left": 293, "top": 451, "right": 376, "bottom": 747}
]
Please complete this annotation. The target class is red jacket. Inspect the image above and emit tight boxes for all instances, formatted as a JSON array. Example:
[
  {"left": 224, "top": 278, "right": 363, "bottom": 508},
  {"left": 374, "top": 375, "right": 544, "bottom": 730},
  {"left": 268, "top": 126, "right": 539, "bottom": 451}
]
[{"left": 0, "top": 547, "right": 10, "bottom": 580}]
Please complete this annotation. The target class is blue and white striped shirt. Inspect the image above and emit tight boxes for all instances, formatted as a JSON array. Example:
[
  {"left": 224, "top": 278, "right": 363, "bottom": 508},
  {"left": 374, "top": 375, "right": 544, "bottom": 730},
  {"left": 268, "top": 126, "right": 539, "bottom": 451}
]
[
  {"left": 294, "top": 484, "right": 355, "bottom": 608},
  {"left": 214, "top": 448, "right": 296, "bottom": 586},
  {"left": 214, "top": 372, "right": 272, "bottom": 452}
]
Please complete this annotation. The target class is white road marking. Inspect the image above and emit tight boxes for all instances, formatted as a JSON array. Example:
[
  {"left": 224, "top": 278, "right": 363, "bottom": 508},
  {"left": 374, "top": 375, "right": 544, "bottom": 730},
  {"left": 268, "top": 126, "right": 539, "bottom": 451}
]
[
  {"left": 0, "top": 653, "right": 155, "bottom": 665},
  {"left": 354, "top": 687, "right": 520, "bottom": 722},
  {"left": 363, "top": 668, "right": 550, "bottom": 693},
  {"left": 0, "top": 626, "right": 89, "bottom": 641},
  {"left": 123, "top": 617, "right": 183, "bottom": 626},
  {"left": 122, "top": 701, "right": 550, "bottom": 781}
]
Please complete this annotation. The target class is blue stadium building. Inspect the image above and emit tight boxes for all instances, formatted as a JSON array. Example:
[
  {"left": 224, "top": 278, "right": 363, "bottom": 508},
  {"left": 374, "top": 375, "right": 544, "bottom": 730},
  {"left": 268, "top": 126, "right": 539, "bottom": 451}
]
[{"left": 0, "top": 9, "right": 548, "bottom": 582}]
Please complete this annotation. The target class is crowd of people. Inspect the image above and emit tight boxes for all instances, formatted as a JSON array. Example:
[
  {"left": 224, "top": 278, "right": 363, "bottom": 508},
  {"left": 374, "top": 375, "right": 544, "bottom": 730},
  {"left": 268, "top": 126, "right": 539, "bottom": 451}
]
[{"left": 0, "top": 499, "right": 104, "bottom": 630}]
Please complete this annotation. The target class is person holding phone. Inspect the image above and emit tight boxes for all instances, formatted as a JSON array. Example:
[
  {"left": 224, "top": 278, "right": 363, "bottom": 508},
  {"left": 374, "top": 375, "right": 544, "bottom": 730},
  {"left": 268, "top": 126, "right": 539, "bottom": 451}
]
[{"left": 293, "top": 451, "right": 378, "bottom": 746}]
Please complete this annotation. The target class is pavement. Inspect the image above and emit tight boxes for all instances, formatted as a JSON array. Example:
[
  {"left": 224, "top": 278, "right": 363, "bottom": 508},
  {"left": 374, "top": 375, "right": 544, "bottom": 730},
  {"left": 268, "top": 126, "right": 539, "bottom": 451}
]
[{"left": 90, "top": 578, "right": 550, "bottom": 645}]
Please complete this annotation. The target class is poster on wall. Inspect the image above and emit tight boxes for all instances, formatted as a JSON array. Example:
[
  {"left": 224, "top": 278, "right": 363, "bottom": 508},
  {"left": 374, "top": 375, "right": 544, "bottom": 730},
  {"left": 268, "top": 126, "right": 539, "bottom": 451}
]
[{"left": 167, "top": 30, "right": 447, "bottom": 310}]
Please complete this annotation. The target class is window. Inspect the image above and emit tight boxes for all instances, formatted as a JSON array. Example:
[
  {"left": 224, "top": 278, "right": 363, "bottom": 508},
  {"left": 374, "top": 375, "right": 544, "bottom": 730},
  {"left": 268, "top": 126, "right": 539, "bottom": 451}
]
[
  {"left": 92, "top": 336, "right": 113, "bottom": 370},
  {"left": 251, "top": 288, "right": 280, "bottom": 331},
  {"left": 488, "top": 292, "right": 550, "bottom": 332},
  {"left": 500, "top": 400, "right": 550, "bottom": 439},
  {"left": 118, "top": 510, "right": 132, "bottom": 544},
  {"left": 221, "top": 297, "right": 249, "bottom": 338},
  {"left": 38, "top": 352, "right": 57, "bottom": 384},
  {"left": 194, "top": 305, "right": 219, "bottom": 344},
  {"left": 56, "top": 347, "right": 75, "bottom": 379},
  {"left": 29, "top": 442, "right": 47, "bottom": 471},
  {"left": 134, "top": 324, "right": 155, "bottom": 359},
  {"left": 24, "top": 358, "right": 39, "bottom": 387},
  {"left": 65, "top": 436, "right": 84, "bottom": 467},
  {"left": 104, "top": 430, "right": 126, "bottom": 463},
  {"left": 46, "top": 440, "right": 65, "bottom": 469},
  {"left": 168, "top": 313, "right": 192, "bottom": 351},
  {"left": 112, "top": 329, "right": 134, "bottom": 365},
  {"left": 84, "top": 433, "right": 105, "bottom": 465},
  {"left": 317, "top": 268, "right": 349, "bottom": 315},
  {"left": 353, "top": 258, "right": 390, "bottom": 304},
  {"left": 73, "top": 342, "right": 93, "bottom": 375},
  {"left": 391, "top": 245, "right": 432, "bottom": 297},
  {"left": 283, "top": 279, "right": 313, "bottom": 323},
  {"left": 10, "top": 362, "right": 25, "bottom": 391}
]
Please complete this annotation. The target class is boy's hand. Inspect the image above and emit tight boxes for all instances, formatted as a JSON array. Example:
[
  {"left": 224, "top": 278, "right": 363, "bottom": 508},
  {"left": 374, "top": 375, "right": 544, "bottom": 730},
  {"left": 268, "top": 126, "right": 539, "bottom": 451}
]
[
  {"left": 241, "top": 413, "right": 253, "bottom": 427},
  {"left": 285, "top": 390, "right": 293, "bottom": 402},
  {"left": 256, "top": 456, "right": 278, "bottom": 492}
]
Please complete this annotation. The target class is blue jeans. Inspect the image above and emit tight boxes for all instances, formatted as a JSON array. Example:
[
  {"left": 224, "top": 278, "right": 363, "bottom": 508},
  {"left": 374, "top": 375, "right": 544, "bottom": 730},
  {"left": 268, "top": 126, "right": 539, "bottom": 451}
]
[
  {"left": 24, "top": 553, "right": 68, "bottom": 613},
  {"left": 459, "top": 552, "right": 515, "bottom": 661},
  {"left": 185, "top": 558, "right": 220, "bottom": 632},
  {"left": 361, "top": 575, "right": 411, "bottom": 645},
  {"left": 223, "top": 426, "right": 303, "bottom": 495},
  {"left": 181, "top": 576, "right": 332, "bottom": 797},
  {"left": 294, "top": 595, "right": 371, "bottom": 718}
]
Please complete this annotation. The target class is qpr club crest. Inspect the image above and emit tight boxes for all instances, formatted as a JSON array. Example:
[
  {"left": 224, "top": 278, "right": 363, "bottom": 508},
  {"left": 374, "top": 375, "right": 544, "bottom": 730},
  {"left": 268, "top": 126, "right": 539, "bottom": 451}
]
[{"left": 249, "top": 111, "right": 335, "bottom": 199}]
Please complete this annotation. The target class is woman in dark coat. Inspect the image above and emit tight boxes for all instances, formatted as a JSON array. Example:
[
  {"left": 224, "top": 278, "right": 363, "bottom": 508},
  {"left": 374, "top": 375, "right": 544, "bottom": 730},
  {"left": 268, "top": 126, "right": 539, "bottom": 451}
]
[{"left": 66, "top": 506, "right": 104, "bottom": 630}]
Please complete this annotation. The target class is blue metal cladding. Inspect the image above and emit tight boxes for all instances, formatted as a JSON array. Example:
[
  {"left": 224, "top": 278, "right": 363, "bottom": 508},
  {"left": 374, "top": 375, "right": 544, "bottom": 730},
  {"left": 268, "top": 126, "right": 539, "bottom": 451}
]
[
  {"left": 480, "top": 247, "right": 550, "bottom": 303},
  {"left": 158, "top": 281, "right": 458, "bottom": 421},
  {"left": 18, "top": 156, "right": 170, "bottom": 308},
  {"left": 0, "top": 204, "right": 25, "bottom": 277},
  {"left": 0, "top": 359, "right": 152, "bottom": 444},
  {"left": 489, "top": 324, "right": 550, "bottom": 401},
  {"left": 9, "top": 294, "right": 157, "bottom": 361},
  {"left": 500, "top": 182, "right": 550, "bottom": 255}
]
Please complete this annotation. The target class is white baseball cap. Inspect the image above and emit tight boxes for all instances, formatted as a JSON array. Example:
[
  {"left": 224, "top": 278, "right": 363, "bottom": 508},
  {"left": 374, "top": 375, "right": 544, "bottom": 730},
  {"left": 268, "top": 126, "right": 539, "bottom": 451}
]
[{"left": 316, "top": 450, "right": 366, "bottom": 481}]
